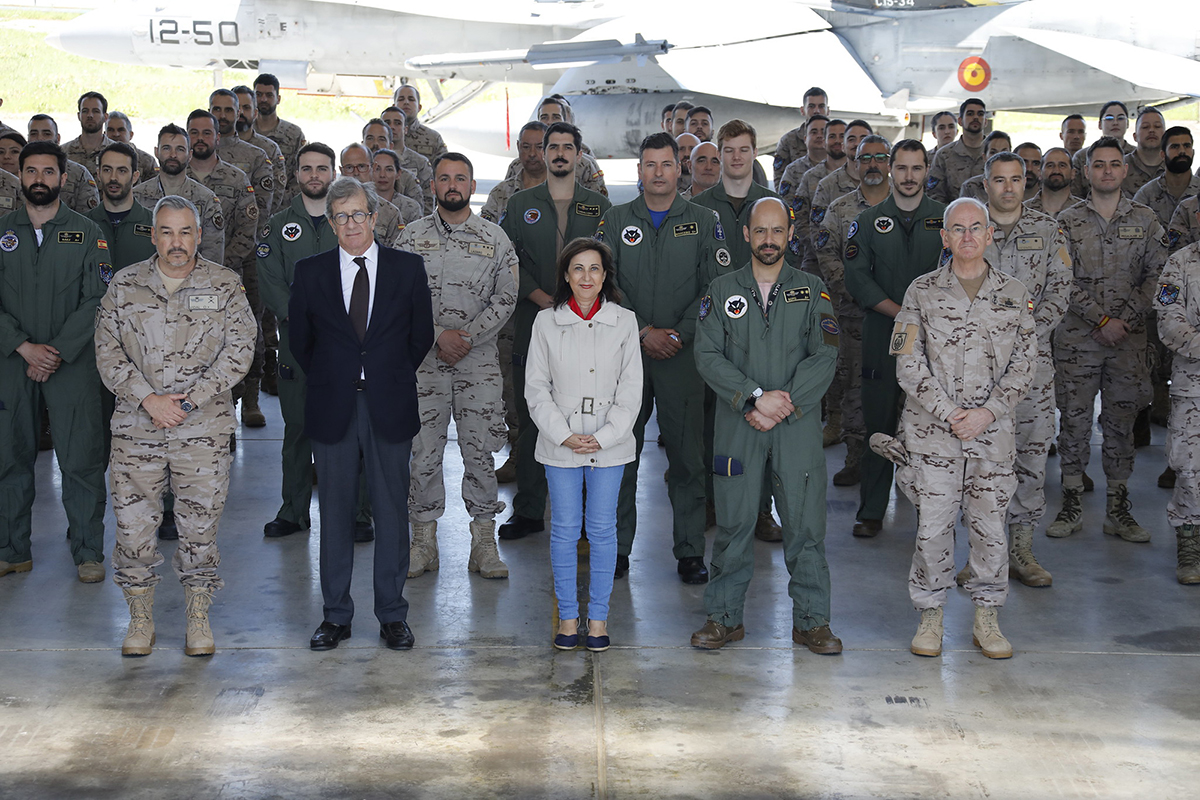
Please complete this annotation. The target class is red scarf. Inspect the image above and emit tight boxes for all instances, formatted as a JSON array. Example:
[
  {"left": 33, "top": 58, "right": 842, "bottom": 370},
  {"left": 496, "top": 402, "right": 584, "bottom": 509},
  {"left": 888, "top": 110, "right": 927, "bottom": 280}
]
[{"left": 569, "top": 296, "right": 601, "bottom": 320}]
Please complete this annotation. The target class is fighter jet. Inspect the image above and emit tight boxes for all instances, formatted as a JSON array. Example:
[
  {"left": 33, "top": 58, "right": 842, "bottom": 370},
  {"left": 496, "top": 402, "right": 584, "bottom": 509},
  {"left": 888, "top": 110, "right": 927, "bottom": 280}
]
[{"left": 47, "top": 0, "right": 1200, "bottom": 157}]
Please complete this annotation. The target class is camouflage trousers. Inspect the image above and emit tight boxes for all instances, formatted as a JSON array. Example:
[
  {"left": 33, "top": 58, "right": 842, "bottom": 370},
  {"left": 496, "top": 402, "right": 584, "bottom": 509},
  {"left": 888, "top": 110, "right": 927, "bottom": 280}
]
[
  {"left": 837, "top": 314, "right": 864, "bottom": 440},
  {"left": 1053, "top": 329, "right": 1149, "bottom": 481},
  {"left": 409, "top": 345, "right": 508, "bottom": 523},
  {"left": 898, "top": 453, "right": 1014, "bottom": 609},
  {"left": 1007, "top": 358, "right": 1055, "bottom": 527},
  {"left": 109, "top": 433, "right": 231, "bottom": 590},
  {"left": 1167, "top": 394, "right": 1200, "bottom": 527}
]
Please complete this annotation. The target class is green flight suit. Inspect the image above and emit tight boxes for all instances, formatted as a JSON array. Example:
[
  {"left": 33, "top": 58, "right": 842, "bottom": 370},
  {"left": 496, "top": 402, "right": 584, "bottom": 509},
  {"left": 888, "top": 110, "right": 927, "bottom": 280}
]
[
  {"left": 0, "top": 203, "right": 110, "bottom": 565},
  {"left": 695, "top": 263, "right": 839, "bottom": 629},
  {"left": 598, "top": 193, "right": 725, "bottom": 560},
  {"left": 500, "top": 182, "right": 610, "bottom": 521},
  {"left": 86, "top": 200, "right": 157, "bottom": 272},
  {"left": 843, "top": 193, "right": 946, "bottom": 523},
  {"left": 690, "top": 183, "right": 800, "bottom": 511},
  {"left": 256, "top": 197, "right": 338, "bottom": 528}
]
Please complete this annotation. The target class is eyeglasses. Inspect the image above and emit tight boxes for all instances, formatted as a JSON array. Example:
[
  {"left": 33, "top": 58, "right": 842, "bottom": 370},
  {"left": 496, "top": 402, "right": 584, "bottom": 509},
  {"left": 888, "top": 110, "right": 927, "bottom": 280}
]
[
  {"left": 331, "top": 210, "right": 372, "bottom": 226},
  {"left": 857, "top": 154, "right": 889, "bottom": 164},
  {"left": 947, "top": 223, "right": 988, "bottom": 237},
  {"left": 343, "top": 164, "right": 370, "bottom": 174},
  {"left": 1102, "top": 114, "right": 1128, "bottom": 122}
]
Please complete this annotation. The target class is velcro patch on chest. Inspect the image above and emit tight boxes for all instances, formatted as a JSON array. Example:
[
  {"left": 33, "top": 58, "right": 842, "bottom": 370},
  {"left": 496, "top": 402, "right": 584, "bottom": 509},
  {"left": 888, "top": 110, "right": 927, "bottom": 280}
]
[
  {"left": 134, "top": 223, "right": 153, "bottom": 238},
  {"left": 673, "top": 222, "right": 698, "bottom": 237},
  {"left": 412, "top": 238, "right": 440, "bottom": 252},
  {"left": 575, "top": 203, "right": 601, "bottom": 218},
  {"left": 784, "top": 287, "right": 810, "bottom": 303},
  {"left": 187, "top": 294, "right": 220, "bottom": 311},
  {"left": 924, "top": 218, "right": 943, "bottom": 231},
  {"left": 0, "top": 197, "right": 13, "bottom": 210},
  {"left": 992, "top": 295, "right": 1021, "bottom": 311},
  {"left": 1118, "top": 226, "right": 1145, "bottom": 239},
  {"left": 1015, "top": 236, "right": 1044, "bottom": 251},
  {"left": 468, "top": 242, "right": 496, "bottom": 258},
  {"left": 57, "top": 231, "right": 84, "bottom": 244}
]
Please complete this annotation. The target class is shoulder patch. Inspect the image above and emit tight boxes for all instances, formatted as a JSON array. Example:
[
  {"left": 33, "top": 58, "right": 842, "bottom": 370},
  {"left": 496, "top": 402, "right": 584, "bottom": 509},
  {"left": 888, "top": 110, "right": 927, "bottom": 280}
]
[
  {"left": 260, "top": 223, "right": 271, "bottom": 239},
  {"left": 847, "top": 220, "right": 858, "bottom": 240},
  {"left": 715, "top": 248, "right": 731, "bottom": 267},
  {"left": 714, "top": 220, "right": 726, "bottom": 241},
  {"left": 594, "top": 219, "right": 605, "bottom": 243},
  {"left": 247, "top": 204, "right": 259, "bottom": 221},
  {"left": 1158, "top": 283, "right": 1181, "bottom": 306},
  {"left": 889, "top": 322, "right": 918, "bottom": 355},
  {"left": 1168, "top": 229, "right": 1181, "bottom": 249},
  {"left": 810, "top": 206, "right": 826, "bottom": 226},
  {"left": 926, "top": 176, "right": 940, "bottom": 190},
  {"left": 845, "top": 242, "right": 860, "bottom": 259},
  {"left": 99, "top": 262, "right": 114, "bottom": 285},
  {"left": 815, "top": 230, "right": 830, "bottom": 250},
  {"left": 212, "top": 212, "right": 225, "bottom": 230},
  {"left": 820, "top": 314, "right": 840, "bottom": 345},
  {"left": 820, "top": 291, "right": 831, "bottom": 302},
  {"left": 699, "top": 294, "right": 713, "bottom": 321},
  {"left": 257, "top": 242, "right": 271, "bottom": 259}
]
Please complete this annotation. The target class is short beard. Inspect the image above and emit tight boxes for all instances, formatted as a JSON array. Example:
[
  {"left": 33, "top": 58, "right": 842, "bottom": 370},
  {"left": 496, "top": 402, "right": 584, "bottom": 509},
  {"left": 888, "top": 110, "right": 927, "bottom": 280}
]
[
  {"left": 301, "top": 183, "right": 330, "bottom": 200},
  {"left": 438, "top": 195, "right": 470, "bottom": 213},
  {"left": 1167, "top": 154, "right": 1194, "bottom": 175},
  {"left": 1044, "top": 174, "right": 1070, "bottom": 191},
  {"left": 22, "top": 182, "right": 62, "bottom": 207}
]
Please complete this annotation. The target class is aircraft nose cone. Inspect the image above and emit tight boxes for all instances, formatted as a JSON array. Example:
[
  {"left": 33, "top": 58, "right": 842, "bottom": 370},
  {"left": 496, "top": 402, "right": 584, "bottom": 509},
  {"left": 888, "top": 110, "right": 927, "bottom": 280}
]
[{"left": 45, "top": 11, "right": 137, "bottom": 63}]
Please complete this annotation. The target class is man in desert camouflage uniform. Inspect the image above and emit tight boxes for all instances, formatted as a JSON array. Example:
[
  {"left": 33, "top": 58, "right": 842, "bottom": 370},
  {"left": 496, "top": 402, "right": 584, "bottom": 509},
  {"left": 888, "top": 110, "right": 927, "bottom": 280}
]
[
  {"left": 376, "top": 110, "right": 435, "bottom": 215},
  {"left": 26, "top": 115, "right": 100, "bottom": 213},
  {"left": 968, "top": 152, "right": 1071, "bottom": 589},
  {"left": 105, "top": 111, "right": 158, "bottom": 182},
  {"left": 1072, "top": 101, "right": 1135, "bottom": 198},
  {"left": 1169, "top": 196, "right": 1200, "bottom": 254},
  {"left": 480, "top": 122, "right": 547, "bottom": 224},
  {"left": 957, "top": 131, "right": 1012, "bottom": 202},
  {"left": 1122, "top": 108, "right": 1165, "bottom": 199},
  {"left": 135, "top": 124, "right": 226, "bottom": 267},
  {"left": 232, "top": 85, "right": 288, "bottom": 214},
  {"left": 889, "top": 197, "right": 1036, "bottom": 660},
  {"left": 0, "top": 130, "right": 24, "bottom": 208},
  {"left": 393, "top": 84, "right": 449, "bottom": 161},
  {"left": 926, "top": 99, "right": 987, "bottom": 204},
  {"left": 253, "top": 74, "right": 307, "bottom": 198},
  {"left": 398, "top": 153, "right": 517, "bottom": 581},
  {"left": 95, "top": 195, "right": 254, "bottom": 658},
  {"left": 814, "top": 135, "right": 891, "bottom": 486},
  {"left": 63, "top": 91, "right": 114, "bottom": 181},
  {"left": 772, "top": 87, "right": 827, "bottom": 190},
  {"left": 1024, "top": 147, "right": 1080, "bottom": 218},
  {"left": 186, "top": 110, "right": 264, "bottom": 428},
  {"left": 1048, "top": 137, "right": 1168, "bottom": 544},
  {"left": 798, "top": 121, "right": 873, "bottom": 275},
  {"left": 1156, "top": 229, "right": 1200, "bottom": 584},
  {"left": 777, "top": 115, "right": 829, "bottom": 221}
]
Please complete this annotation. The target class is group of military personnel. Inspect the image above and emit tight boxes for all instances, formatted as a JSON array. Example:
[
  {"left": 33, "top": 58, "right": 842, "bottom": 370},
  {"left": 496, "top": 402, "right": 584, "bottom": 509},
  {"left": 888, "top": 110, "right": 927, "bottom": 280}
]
[{"left": 3, "top": 78, "right": 1199, "bottom": 658}]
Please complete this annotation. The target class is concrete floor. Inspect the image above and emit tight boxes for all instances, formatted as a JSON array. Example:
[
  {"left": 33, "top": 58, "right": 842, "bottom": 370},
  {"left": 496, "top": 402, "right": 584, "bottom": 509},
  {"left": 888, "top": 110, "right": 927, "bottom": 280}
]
[{"left": 2, "top": 395, "right": 1198, "bottom": 800}]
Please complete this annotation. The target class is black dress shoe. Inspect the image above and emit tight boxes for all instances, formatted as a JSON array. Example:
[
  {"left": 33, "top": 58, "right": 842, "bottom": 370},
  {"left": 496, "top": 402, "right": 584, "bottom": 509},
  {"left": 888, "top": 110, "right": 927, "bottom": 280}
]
[
  {"left": 310, "top": 621, "right": 351, "bottom": 650},
  {"left": 498, "top": 515, "right": 545, "bottom": 540},
  {"left": 157, "top": 510, "right": 179, "bottom": 541},
  {"left": 380, "top": 620, "right": 414, "bottom": 650},
  {"left": 264, "top": 518, "right": 305, "bottom": 538},
  {"left": 678, "top": 556, "right": 709, "bottom": 584},
  {"left": 354, "top": 521, "right": 375, "bottom": 543},
  {"left": 614, "top": 554, "right": 630, "bottom": 579}
]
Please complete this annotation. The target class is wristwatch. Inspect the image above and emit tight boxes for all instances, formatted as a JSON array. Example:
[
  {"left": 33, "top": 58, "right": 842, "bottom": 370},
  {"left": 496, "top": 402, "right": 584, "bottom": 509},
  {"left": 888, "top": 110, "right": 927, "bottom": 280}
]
[
  {"left": 180, "top": 399, "right": 195, "bottom": 413},
  {"left": 749, "top": 387, "right": 763, "bottom": 406}
]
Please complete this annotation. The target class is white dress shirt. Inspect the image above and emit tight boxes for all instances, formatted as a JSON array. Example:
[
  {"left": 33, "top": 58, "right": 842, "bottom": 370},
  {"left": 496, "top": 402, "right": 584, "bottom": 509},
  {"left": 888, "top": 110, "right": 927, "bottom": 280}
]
[{"left": 339, "top": 242, "right": 380, "bottom": 326}]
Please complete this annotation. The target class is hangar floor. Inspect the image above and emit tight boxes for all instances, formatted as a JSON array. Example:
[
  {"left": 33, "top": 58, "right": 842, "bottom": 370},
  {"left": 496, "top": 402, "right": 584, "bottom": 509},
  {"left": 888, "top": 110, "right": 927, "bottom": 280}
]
[{"left": 2, "top": 398, "right": 1196, "bottom": 800}]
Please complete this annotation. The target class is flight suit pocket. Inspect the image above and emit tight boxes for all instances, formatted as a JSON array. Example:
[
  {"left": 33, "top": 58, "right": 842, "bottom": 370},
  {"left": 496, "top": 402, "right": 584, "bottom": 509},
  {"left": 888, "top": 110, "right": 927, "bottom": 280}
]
[{"left": 712, "top": 456, "right": 744, "bottom": 476}]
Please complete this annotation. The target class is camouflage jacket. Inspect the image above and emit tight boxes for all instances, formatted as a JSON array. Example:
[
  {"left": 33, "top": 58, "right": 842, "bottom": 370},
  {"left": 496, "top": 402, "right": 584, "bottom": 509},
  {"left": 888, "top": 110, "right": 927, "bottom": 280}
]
[
  {"left": 983, "top": 207, "right": 1072, "bottom": 353},
  {"left": 1122, "top": 150, "right": 1164, "bottom": 199},
  {"left": 397, "top": 212, "right": 518, "bottom": 350},
  {"left": 1023, "top": 191, "right": 1081, "bottom": 218},
  {"left": 254, "top": 117, "right": 306, "bottom": 195},
  {"left": 0, "top": 168, "right": 18, "bottom": 215},
  {"left": 63, "top": 160, "right": 100, "bottom": 214},
  {"left": 242, "top": 131, "right": 288, "bottom": 214},
  {"left": 1168, "top": 195, "right": 1200, "bottom": 255},
  {"left": 481, "top": 175, "right": 528, "bottom": 224},
  {"left": 406, "top": 120, "right": 448, "bottom": 161},
  {"left": 1156, "top": 242, "right": 1200, "bottom": 396},
  {"left": 816, "top": 185, "right": 882, "bottom": 319},
  {"left": 218, "top": 135, "right": 274, "bottom": 221},
  {"left": 374, "top": 198, "right": 406, "bottom": 248},
  {"left": 772, "top": 123, "right": 808, "bottom": 190},
  {"left": 95, "top": 255, "right": 255, "bottom": 439},
  {"left": 1132, "top": 173, "right": 1200, "bottom": 228},
  {"left": 811, "top": 165, "right": 859, "bottom": 223},
  {"left": 188, "top": 159, "right": 257, "bottom": 274},
  {"left": 926, "top": 138, "right": 985, "bottom": 204},
  {"left": 892, "top": 262, "right": 1036, "bottom": 461},
  {"left": 777, "top": 154, "right": 817, "bottom": 219},
  {"left": 400, "top": 147, "right": 434, "bottom": 215},
  {"left": 134, "top": 176, "right": 226, "bottom": 266}
]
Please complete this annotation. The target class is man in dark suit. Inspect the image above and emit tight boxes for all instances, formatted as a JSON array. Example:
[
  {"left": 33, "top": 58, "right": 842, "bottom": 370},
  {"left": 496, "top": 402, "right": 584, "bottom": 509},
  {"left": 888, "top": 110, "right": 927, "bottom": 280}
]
[{"left": 289, "top": 176, "right": 434, "bottom": 650}]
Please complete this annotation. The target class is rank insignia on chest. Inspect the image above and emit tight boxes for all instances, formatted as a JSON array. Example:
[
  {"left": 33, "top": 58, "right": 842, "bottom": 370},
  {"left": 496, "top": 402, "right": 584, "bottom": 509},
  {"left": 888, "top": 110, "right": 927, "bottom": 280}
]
[
  {"left": 725, "top": 295, "right": 747, "bottom": 319},
  {"left": 784, "top": 287, "right": 810, "bottom": 303},
  {"left": 716, "top": 248, "right": 731, "bottom": 267},
  {"left": 187, "top": 294, "right": 220, "bottom": 311},
  {"left": 621, "top": 225, "right": 643, "bottom": 245},
  {"left": 1016, "top": 236, "right": 1044, "bottom": 251},
  {"left": 468, "top": 242, "right": 496, "bottom": 258},
  {"left": 58, "top": 231, "right": 84, "bottom": 244},
  {"left": 699, "top": 294, "right": 713, "bottom": 321},
  {"left": 1118, "top": 226, "right": 1145, "bottom": 239},
  {"left": 0, "top": 230, "right": 16, "bottom": 252},
  {"left": 134, "top": 224, "right": 153, "bottom": 238},
  {"left": 574, "top": 203, "right": 600, "bottom": 218},
  {"left": 993, "top": 296, "right": 1020, "bottom": 310},
  {"left": 282, "top": 222, "right": 302, "bottom": 241},
  {"left": 874, "top": 216, "right": 894, "bottom": 234},
  {"left": 524, "top": 208, "right": 541, "bottom": 224},
  {"left": 924, "top": 218, "right": 944, "bottom": 231},
  {"left": 1158, "top": 283, "right": 1181, "bottom": 305},
  {"left": 674, "top": 222, "right": 698, "bottom": 237}
]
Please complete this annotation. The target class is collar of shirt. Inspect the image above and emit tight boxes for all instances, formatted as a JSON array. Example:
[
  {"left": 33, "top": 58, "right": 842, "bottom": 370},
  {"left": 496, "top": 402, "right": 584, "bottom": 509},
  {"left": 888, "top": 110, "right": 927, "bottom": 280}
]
[{"left": 338, "top": 242, "right": 380, "bottom": 320}]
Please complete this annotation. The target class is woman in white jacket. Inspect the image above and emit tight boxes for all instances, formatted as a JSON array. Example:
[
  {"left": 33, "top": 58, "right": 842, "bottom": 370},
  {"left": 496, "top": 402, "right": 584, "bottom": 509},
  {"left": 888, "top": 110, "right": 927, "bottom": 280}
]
[{"left": 525, "top": 238, "right": 643, "bottom": 652}]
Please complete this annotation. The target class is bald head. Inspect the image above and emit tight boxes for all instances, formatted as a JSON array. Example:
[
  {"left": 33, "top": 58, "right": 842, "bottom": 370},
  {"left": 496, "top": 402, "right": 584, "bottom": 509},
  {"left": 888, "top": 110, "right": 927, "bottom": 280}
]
[
  {"left": 691, "top": 141, "right": 720, "bottom": 193},
  {"left": 745, "top": 197, "right": 791, "bottom": 268},
  {"left": 676, "top": 132, "right": 700, "bottom": 174}
]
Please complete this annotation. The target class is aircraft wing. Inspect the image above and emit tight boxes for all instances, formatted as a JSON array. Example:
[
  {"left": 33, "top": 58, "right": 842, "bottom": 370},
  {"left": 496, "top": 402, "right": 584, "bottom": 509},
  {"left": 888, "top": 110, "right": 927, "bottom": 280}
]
[{"left": 1005, "top": 26, "right": 1200, "bottom": 97}]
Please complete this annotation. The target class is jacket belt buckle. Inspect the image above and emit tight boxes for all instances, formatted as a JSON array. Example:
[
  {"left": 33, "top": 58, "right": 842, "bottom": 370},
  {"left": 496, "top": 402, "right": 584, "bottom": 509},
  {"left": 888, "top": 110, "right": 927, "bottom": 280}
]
[{"left": 582, "top": 397, "right": 594, "bottom": 415}]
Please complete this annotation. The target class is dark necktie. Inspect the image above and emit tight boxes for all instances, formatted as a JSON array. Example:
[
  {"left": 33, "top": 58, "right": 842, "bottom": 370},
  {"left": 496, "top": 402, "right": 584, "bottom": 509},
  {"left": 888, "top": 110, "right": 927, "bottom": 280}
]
[{"left": 349, "top": 255, "right": 369, "bottom": 342}]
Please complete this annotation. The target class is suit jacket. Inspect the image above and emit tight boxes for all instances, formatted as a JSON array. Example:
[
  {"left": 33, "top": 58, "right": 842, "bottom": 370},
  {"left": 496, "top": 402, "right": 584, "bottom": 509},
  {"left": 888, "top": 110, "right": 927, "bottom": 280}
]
[{"left": 289, "top": 245, "right": 435, "bottom": 445}]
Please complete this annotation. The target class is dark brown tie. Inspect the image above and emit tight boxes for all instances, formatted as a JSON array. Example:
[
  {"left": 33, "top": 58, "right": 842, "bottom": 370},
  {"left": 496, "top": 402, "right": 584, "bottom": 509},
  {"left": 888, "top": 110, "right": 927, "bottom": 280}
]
[{"left": 349, "top": 255, "right": 368, "bottom": 341}]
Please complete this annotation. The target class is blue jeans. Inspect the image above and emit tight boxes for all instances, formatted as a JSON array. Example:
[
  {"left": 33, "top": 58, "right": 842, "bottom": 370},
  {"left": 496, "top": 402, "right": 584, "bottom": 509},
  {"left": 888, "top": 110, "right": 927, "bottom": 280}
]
[{"left": 545, "top": 464, "right": 622, "bottom": 621}]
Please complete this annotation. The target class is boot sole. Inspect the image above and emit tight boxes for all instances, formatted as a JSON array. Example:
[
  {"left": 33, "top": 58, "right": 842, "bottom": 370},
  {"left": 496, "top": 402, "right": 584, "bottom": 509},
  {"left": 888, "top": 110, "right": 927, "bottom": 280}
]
[
  {"left": 910, "top": 644, "right": 942, "bottom": 657},
  {"left": 971, "top": 636, "right": 1013, "bottom": 659},
  {"left": 1177, "top": 574, "right": 1200, "bottom": 585},
  {"left": 185, "top": 646, "right": 215, "bottom": 657},
  {"left": 0, "top": 561, "right": 33, "bottom": 577},
  {"left": 469, "top": 564, "right": 509, "bottom": 579},
  {"left": 122, "top": 632, "right": 155, "bottom": 657}
]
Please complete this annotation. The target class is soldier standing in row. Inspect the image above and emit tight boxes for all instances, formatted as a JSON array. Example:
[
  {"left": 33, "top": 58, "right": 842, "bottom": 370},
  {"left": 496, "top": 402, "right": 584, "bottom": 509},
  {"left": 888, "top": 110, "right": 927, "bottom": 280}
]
[
  {"left": 393, "top": 84, "right": 448, "bottom": 161},
  {"left": 95, "top": 195, "right": 254, "bottom": 657},
  {"left": 772, "top": 87, "right": 828, "bottom": 190},
  {"left": 0, "top": 141, "right": 110, "bottom": 582},
  {"left": 253, "top": 73, "right": 307, "bottom": 199},
  {"left": 399, "top": 154, "right": 517, "bottom": 579},
  {"left": 134, "top": 124, "right": 226, "bottom": 267},
  {"left": 691, "top": 198, "right": 841, "bottom": 654},
  {"left": 105, "top": 111, "right": 159, "bottom": 183},
  {"left": 1024, "top": 147, "right": 1080, "bottom": 218},
  {"left": 890, "top": 197, "right": 1035, "bottom": 660},
  {"left": 26, "top": 115, "right": 100, "bottom": 214},
  {"left": 62, "top": 91, "right": 114, "bottom": 181},
  {"left": 926, "top": 99, "right": 987, "bottom": 204}
]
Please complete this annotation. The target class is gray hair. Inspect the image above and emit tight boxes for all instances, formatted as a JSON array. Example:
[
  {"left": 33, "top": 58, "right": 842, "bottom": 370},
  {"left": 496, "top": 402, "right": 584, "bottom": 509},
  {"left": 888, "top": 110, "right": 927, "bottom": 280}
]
[
  {"left": 856, "top": 134, "right": 891, "bottom": 157},
  {"left": 984, "top": 151, "right": 1026, "bottom": 180},
  {"left": 945, "top": 197, "right": 991, "bottom": 228},
  {"left": 152, "top": 195, "right": 201, "bottom": 229},
  {"left": 325, "top": 176, "right": 378, "bottom": 218},
  {"left": 107, "top": 110, "right": 132, "bottom": 129}
]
